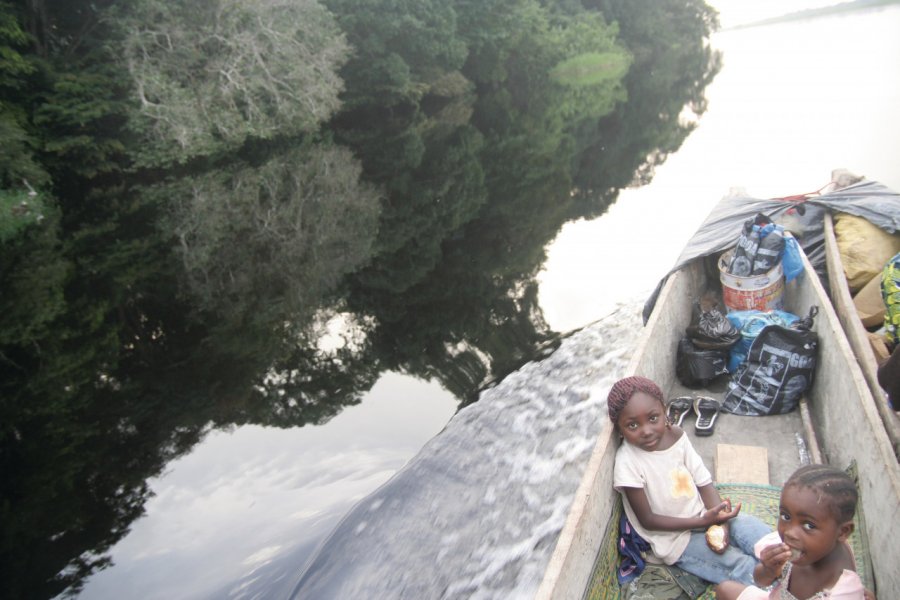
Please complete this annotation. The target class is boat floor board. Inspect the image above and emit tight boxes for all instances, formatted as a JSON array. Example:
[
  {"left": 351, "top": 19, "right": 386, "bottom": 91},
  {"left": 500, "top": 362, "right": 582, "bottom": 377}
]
[{"left": 715, "top": 444, "right": 769, "bottom": 485}]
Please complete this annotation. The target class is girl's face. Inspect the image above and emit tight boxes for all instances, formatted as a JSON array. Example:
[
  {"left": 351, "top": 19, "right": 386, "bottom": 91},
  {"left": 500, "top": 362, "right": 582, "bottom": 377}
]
[
  {"left": 616, "top": 391, "right": 668, "bottom": 451},
  {"left": 777, "top": 484, "right": 853, "bottom": 566}
]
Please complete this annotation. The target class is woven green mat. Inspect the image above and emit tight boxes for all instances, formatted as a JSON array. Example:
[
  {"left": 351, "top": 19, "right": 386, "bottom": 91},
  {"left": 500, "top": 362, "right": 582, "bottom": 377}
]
[
  {"left": 583, "top": 482, "right": 872, "bottom": 600},
  {"left": 583, "top": 498, "right": 623, "bottom": 600}
]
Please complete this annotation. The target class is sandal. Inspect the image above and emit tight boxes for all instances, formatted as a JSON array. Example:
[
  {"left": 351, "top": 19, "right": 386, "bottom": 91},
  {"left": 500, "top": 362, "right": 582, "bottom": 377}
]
[
  {"left": 693, "top": 396, "right": 721, "bottom": 436},
  {"left": 666, "top": 396, "right": 693, "bottom": 427}
]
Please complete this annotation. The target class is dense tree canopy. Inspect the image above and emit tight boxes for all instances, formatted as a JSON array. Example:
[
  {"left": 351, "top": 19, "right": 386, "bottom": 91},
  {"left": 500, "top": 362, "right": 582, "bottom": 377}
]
[
  {"left": 117, "top": 0, "right": 350, "bottom": 166},
  {"left": 159, "top": 143, "right": 381, "bottom": 323},
  {"left": 0, "top": 0, "right": 720, "bottom": 595},
  {"left": 572, "top": 0, "right": 722, "bottom": 209}
]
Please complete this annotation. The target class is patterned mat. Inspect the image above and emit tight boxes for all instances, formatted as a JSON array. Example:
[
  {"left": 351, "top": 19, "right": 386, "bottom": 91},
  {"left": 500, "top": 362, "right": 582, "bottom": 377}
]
[{"left": 583, "top": 482, "right": 872, "bottom": 600}]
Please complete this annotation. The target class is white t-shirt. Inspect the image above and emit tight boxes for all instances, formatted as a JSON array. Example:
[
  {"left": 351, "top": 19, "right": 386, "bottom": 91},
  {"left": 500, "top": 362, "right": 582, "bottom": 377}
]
[{"left": 613, "top": 431, "right": 712, "bottom": 564}]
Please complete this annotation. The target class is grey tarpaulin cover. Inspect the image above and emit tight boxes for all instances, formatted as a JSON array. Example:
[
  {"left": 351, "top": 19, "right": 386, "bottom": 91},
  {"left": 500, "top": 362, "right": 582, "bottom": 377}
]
[{"left": 642, "top": 179, "right": 900, "bottom": 323}]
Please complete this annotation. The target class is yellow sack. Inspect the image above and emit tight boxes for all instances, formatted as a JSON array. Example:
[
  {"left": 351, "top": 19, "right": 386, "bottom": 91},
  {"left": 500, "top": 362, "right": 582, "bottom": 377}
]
[
  {"left": 853, "top": 273, "right": 886, "bottom": 329},
  {"left": 834, "top": 213, "right": 900, "bottom": 293}
]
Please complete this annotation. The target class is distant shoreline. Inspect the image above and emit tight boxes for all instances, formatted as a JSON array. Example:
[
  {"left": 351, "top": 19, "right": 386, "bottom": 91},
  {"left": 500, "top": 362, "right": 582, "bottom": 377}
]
[{"left": 724, "top": 0, "right": 900, "bottom": 31}]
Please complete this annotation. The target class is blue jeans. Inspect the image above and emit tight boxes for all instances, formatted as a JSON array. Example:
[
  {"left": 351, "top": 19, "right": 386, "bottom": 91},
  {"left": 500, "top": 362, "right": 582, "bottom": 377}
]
[{"left": 674, "top": 514, "right": 771, "bottom": 585}]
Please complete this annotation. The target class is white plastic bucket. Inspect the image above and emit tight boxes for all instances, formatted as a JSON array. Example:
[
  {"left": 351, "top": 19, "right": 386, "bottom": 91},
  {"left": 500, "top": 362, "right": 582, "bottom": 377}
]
[{"left": 718, "top": 250, "right": 785, "bottom": 312}]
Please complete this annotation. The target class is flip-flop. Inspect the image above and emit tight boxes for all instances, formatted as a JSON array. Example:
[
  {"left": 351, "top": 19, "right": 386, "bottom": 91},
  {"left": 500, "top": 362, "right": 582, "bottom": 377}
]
[
  {"left": 666, "top": 396, "right": 693, "bottom": 427},
  {"left": 693, "top": 396, "right": 721, "bottom": 436}
]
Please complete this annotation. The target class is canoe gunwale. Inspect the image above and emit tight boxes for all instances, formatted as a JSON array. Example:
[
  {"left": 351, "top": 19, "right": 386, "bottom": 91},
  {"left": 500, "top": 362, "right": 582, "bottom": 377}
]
[{"left": 534, "top": 265, "right": 691, "bottom": 600}]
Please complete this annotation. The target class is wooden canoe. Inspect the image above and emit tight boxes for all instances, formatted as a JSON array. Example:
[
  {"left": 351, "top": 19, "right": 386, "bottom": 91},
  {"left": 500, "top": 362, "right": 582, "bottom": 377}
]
[{"left": 537, "top": 231, "right": 900, "bottom": 598}]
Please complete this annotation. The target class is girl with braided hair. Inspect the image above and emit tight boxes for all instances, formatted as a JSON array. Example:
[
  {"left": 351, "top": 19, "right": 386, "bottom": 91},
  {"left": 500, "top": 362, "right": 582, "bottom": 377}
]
[
  {"left": 609, "top": 376, "right": 770, "bottom": 586},
  {"left": 715, "top": 464, "right": 869, "bottom": 599}
]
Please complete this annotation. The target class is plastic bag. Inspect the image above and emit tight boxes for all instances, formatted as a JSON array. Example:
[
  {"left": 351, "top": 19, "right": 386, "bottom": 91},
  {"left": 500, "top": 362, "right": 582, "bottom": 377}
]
[
  {"left": 728, "top": 217, "right": 763, "bottom": 276},
  {"left": 725, "top": 309, "right": 801, "bottom": 372},
  {"left": 782, "top": 234, "right": 804, "bottom": 282},
  {"left": 723, "top": 307, "right": 819, "bottom": 416},
  {"left": 686, "top": 298, "right": 740, "bottom": 350},
  {"left": 752, "top": 224, "right": 784, "bottom": 275},
  {"left": 676, "top": 337, "right": 729, "bottom": 388},
  {"left": 728, "top": 214, "right": 791, "bottom": 277}
]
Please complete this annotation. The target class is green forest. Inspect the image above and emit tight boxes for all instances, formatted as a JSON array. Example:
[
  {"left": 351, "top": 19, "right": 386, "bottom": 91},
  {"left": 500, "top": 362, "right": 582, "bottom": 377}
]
[{"left": 0, "top": 0, "right": 719, "bottom": 596}]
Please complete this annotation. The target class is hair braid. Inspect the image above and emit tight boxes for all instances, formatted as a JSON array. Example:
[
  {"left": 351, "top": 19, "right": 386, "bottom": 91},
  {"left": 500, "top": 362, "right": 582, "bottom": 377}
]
[
  {"left": 785, "top": 464, "right": 858, "bottom": 522},
  {"left": 607, "top": 376, "right": 664, "bottom": 425}
]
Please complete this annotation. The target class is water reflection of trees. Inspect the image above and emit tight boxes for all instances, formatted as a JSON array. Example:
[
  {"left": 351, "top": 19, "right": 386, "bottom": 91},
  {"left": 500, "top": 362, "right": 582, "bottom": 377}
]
[{"left": 0, "top": 0, "right": 719, "bottom": 595}]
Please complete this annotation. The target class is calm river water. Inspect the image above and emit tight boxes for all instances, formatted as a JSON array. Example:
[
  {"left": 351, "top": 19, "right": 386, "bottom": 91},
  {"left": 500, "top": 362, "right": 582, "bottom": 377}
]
[{"left": 77, "top": 3, "right": 900, "bottom": 599}]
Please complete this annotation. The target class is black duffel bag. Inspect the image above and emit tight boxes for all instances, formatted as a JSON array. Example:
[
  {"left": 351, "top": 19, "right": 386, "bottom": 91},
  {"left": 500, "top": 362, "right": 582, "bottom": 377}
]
[
  {"left": 723, "top": 307, "right": 818, "bottom": 416},
  {"left": 676, "top": 337, "right": 728, "bottom": 389}
]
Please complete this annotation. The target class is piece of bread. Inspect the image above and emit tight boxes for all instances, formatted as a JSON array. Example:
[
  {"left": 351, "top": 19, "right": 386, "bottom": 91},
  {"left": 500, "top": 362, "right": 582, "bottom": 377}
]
[{"left": 706, "top": 524, "right": 725, "bottom": 551}]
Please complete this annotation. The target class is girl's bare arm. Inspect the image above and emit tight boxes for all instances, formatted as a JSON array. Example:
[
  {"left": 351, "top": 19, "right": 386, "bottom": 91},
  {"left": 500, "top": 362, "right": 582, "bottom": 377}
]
[{"left": 622, "top": 486, "right": 739, "bottom": 532}]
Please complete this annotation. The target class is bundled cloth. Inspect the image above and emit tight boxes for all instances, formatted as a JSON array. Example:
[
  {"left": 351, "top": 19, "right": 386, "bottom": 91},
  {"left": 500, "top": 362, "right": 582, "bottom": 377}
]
[
  {"left": 616, "top": 513, "right": 652, "bottom": 585},
  {"left": 883, "top": 252, "right": 900, "bottom": 348}
]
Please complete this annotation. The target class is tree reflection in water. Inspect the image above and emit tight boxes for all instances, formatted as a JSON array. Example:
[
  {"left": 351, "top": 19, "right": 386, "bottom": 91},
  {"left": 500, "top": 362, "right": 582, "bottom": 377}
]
[{"left": 0, "top": 0, "right": 718, "bottom": 596}]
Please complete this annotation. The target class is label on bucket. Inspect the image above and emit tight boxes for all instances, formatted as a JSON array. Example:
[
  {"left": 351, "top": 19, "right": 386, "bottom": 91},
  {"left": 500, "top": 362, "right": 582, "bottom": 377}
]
[
  {"left": 722, "top": 277, "right": 785, "bottom": 312},
  {"left": 719, "top": 249, "right": 786, "bottom": 312}
]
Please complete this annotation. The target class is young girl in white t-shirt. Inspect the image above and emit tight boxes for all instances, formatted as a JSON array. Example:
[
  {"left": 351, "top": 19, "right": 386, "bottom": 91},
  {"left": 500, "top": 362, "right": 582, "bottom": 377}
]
[{"left": 608, "top": 375, "right": 770, "bottom": 585}]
